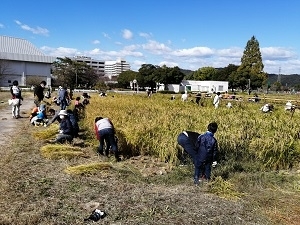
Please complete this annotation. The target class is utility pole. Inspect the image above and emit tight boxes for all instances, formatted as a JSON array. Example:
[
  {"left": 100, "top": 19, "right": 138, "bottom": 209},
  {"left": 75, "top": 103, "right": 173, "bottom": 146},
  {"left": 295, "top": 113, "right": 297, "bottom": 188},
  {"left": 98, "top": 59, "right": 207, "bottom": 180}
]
[{"left": 277, "top": 67, "right": 281, "bottom": 83}]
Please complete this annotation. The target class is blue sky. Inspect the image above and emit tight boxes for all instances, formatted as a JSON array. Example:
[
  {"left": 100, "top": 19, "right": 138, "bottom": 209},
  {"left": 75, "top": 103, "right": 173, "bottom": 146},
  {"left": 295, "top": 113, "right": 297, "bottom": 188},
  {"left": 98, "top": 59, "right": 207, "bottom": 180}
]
[{"left": 1, "top": 0, "right": 300, "bottom": 75}]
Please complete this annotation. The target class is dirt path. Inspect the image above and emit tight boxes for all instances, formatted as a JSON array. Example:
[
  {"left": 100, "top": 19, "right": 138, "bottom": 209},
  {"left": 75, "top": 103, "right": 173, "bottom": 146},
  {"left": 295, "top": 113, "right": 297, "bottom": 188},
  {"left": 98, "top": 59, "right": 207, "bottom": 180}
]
[{"left": 0, "top": 96, "right": 34, "bottom": 146}]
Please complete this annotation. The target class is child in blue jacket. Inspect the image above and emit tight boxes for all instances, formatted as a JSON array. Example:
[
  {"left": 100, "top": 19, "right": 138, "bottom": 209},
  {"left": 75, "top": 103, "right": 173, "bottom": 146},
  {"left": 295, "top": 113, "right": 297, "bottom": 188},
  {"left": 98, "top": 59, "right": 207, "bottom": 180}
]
[{"left": 194, "top": 122, "right": 219, "bottom": 185}]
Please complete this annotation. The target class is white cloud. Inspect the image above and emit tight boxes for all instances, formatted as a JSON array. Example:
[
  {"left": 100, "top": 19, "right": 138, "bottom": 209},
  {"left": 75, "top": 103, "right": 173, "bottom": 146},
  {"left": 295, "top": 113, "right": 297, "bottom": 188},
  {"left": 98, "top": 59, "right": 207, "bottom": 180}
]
[
  {"left": 142, "top": 40, "right": 171, "bottom": 54},
  {"left": 0, "top": 23, "right": 4, "bottom": 28},
  {"left": 158, "top": 61, "right": 178, "bottom": 68},
  {"left": 40, "top": 46, "right": 79, "bottom": 57},
  {"left": 216, "top": 47, "right": 243, "bottom": 58},
  {"left": 139, "top": 32, "right": 152, "bottom": 39},
  {"left": 172, "top": 46, "right": 214, "bottom": 57},
  {"left": 15, "top": 20, "right": 49, "bottom": 36},
  {"left": 261, "top": 47, "right": 296, "bottom": 60},
  {"left": 39, "top": 36, "right": 300, "bottom": 75},
  {"left": 102, "top": 32, "right": 111, "bottom": 39},
  {"left": 92, "top": 40, "right": 100, "bottom": 44},
  {"left": 122, "top": 29, "right": 133, "bottom": 40}
]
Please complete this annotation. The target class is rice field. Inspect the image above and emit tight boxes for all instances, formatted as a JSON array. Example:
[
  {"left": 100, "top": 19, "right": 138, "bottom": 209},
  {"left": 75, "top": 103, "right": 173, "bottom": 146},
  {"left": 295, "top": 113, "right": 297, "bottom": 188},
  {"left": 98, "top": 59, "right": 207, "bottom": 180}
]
[{"left": 81, "top": 92, "right": 300, "bottom": 172}]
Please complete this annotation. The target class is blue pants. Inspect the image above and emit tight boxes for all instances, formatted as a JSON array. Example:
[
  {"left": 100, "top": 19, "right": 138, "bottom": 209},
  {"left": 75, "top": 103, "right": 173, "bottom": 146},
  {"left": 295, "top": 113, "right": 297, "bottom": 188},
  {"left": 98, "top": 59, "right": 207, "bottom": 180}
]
[
  {"left": 98, "top": 128, "right": 118, "bottom": 155},
  {"left": 177, "top": 133, "right": 197, "bottom": 163},
  {"left": 194, "top": 162, "right": 212, "bottom": 180},
  {"left": 60, "top": 99, "right": 68, "bottom": 110}
]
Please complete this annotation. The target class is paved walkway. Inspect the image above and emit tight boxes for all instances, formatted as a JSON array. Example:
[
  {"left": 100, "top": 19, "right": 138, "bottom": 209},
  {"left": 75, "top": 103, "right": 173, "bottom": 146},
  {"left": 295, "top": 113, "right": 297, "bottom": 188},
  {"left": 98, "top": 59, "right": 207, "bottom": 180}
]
[{"left": 0, "top": 97, "right": 34, "bottom": 146}]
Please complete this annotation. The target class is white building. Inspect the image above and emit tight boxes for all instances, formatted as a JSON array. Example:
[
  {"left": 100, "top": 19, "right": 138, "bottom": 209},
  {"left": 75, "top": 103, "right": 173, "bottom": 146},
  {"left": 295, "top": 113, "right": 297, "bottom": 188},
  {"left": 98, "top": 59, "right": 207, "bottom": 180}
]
[
  {"left": 0, "top": 35, "right": 56, "bottom": 86},
  {"left": 158, "top": 80, "right": 229, "bottom": 93},
  {"left": 105, "top": 59, "right": 130, "bottom": 79},
  {"left": 181, "top": 80, "right": 228, "bottom": 93}
]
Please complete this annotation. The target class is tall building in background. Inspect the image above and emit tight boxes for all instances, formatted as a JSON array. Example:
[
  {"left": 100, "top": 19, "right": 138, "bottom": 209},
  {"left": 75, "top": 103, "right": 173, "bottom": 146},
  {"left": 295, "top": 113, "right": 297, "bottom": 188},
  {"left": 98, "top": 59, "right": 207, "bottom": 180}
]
[
  {"left": 73, "top": 56, "right": 130, "bottom": 79},
  {"left": 73, "top": 56, "right": 105, "bottom": 76},
  {"left": 105, "top": 59, "right": 131, "bottom": 79}
]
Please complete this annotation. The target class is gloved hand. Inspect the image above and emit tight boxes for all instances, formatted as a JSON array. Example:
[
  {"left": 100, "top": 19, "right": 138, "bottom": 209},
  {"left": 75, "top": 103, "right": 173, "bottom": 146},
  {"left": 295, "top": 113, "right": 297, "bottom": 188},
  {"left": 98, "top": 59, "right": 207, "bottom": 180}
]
[
  {"left": 212, "top": 161, "right": 217, "bottom": 167},
  {"left": 59, "top": 130, "right": 63, "bottom": 134}
]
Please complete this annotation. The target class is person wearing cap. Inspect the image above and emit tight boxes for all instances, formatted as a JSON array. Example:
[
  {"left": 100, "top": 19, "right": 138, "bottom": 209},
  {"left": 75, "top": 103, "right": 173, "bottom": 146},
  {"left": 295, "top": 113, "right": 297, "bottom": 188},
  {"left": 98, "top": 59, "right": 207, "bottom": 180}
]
[
  {"left": 54, "top": 110, "right": 74, "bottom": 143},
  {"left": 94, "top": 116, "right": 120, "bottom": 161},
  {"left": 177, "top": 131, "right": 200, "bottom": 165},
  {"left": 45, "top": 108, "right": 79, "bottom": 137},
  {"left": 34, "top": 81, "right": 46, "bottom": 107}
]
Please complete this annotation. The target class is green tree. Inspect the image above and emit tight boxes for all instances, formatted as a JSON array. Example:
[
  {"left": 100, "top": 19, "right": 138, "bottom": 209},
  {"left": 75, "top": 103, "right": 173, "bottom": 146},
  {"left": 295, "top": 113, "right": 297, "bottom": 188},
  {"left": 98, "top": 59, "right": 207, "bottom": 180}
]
[
  {"left": 52, "top": 57, "right": 99, "bottom": 89},
  {"left": 155, "top": 65, "right": 185, "bottom": 86},
  {"left": 234, "top": 36, "right": 267, "bottom": 90},
  {"left": 138, "top": 64, "right": 159, "bottom": 88},
  {"left": 117, "top": 70, "right": 138, "bottom": 88},
  {"left": 271, "top": 81, "right": 282, "bottom": 91},
  {"left": 191, "top": 67, "right": 217, "bottom": 80},
  {"left": 213, "top": 64, "right": 239, "bottom": 81}
]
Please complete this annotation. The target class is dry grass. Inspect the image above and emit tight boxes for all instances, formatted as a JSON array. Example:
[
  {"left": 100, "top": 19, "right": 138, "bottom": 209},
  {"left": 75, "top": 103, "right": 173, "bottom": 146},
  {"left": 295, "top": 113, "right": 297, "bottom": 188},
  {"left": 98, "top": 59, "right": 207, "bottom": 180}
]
[
  {"left": 32, "top": 124, "right": 59, "bottom": 139},
  {"left": 64, "top": 162, "right": 113, "bottom": 175},
  {"left": 40, "top": 144, "right": 86, "bottom": 160}
]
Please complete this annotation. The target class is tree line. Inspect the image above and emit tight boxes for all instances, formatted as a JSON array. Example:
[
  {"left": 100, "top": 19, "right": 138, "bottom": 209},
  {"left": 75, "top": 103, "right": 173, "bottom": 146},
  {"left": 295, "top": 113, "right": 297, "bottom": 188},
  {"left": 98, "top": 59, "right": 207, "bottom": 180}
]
[{"left": 117, "top": 36, "right": 268, "bottom": 91}]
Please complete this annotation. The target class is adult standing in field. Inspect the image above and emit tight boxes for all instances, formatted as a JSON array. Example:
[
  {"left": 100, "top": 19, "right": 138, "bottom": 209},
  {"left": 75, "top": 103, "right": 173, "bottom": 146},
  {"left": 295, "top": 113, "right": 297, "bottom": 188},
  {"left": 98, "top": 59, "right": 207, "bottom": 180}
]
[
  {"left": 213, "top": 92, "right": 221, "bottom": 108},
  {"left": 34, "top": 81, "right": 46, "bottom": 107},
  {"left": 94, "top": 116, "right": 120, "bottom": 162},
  {"left": 58, "top": 85, "right": 69, "bottom": 110},
  {"left": 10, "top": 80, "right": 23, "bottom": 119},
  {"left": 177, "top": 131, "right": 200, "bottom": 165},
  {"left": 194, "top": 122, "right": 219, "bottom": 185}
]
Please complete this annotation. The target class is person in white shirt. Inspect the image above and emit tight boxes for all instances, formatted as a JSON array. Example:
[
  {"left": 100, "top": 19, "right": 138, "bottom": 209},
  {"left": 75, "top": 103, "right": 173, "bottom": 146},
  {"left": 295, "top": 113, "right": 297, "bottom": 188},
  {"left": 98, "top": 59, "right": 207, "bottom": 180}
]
[
  {"left": 213, "top": 92, "right": 221, "bottom": 108},
  {"left": 285, "top": 101, "right": 293, "bottom": 111},
  {"left": 94, "top": 117, "right": 120, "bottom": 161},
  {"left": 260, "top": 104, "right": 270, "bottom": 113}
]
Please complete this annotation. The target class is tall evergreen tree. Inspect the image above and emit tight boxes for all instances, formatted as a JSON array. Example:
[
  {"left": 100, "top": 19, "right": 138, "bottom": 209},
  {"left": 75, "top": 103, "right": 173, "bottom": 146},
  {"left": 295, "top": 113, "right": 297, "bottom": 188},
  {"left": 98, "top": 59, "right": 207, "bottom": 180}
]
[{"left": 235, "top": 36, "right": 267, "bottom": 90}]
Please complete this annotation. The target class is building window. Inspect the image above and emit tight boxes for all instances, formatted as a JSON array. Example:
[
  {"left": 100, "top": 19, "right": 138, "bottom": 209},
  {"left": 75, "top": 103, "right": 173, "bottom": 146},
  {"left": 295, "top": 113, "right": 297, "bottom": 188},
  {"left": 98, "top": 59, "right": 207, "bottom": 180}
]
[{"left": 218, "top": 85, "right": 224, "bottom": 91}]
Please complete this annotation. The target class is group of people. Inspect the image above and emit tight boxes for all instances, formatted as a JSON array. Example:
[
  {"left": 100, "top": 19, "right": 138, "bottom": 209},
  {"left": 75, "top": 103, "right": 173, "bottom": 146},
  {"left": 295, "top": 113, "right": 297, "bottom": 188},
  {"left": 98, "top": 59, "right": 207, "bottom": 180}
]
[
  {"left": 30, "top": 83, "right": 121, "bottom": 161},
  {"left": 177, "top": 122, "right": 219, "bottom": 185}
]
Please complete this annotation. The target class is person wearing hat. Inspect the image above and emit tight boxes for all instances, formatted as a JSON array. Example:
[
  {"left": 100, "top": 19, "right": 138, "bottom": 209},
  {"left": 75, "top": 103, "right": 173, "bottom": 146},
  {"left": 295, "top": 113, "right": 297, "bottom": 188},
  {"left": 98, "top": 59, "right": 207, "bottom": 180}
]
[
  {"left": 54, "top": 109, "right": 74, "bottom": 143},
  {"left": 45, "top": 108, "right": 79, "bottom": 137}
]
